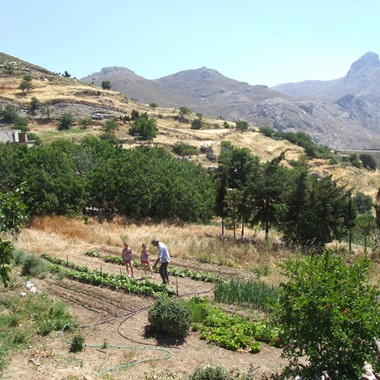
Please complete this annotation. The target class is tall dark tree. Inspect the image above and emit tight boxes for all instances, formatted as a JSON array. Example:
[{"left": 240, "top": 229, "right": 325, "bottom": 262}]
[
  {"left": 343, "top": 196, "right": 357, "bottom": 253},
  {"left": 281, "top": 169, "right": 310, "bottom": 246},
  {"left": 250, "top": 153, "right": 286, "bottom": 240},
  {"left": 214, "top": 166, "right": 228, "bottom": 237}
]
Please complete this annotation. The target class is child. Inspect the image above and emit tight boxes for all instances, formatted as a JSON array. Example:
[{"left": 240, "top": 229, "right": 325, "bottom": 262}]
[
  {"left": 122, "top": 241, "right": 134, "bottom": 278},
  {"left": 141, "top": 243, "right": 153, "bottom": 278}
]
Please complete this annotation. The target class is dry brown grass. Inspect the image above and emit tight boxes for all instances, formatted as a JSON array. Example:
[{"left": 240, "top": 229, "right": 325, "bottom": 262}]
[{"left": 13, "top": 215, "right": 380, "bottom": 289}]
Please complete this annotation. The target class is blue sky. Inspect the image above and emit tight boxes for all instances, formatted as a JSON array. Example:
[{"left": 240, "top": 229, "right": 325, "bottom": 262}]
[{"left": 1, "top": 0, "right": 379, "bottom": 86}]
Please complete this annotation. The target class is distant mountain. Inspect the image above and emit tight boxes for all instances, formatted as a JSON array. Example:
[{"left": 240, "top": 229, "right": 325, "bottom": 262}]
[
  {"left": 272, "top": 52, "right": 380, "bottom": 100},
  {"left": 81, "top": 66, "right": 196, "bottom": 107},
  {"left": 81, "top": 53, "right": 380, "bottom": 149}
]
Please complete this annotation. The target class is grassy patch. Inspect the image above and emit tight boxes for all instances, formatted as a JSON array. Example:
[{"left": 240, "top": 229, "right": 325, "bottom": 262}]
[{"left": 0, "top": 292, "right": 72, "bottom": 375}]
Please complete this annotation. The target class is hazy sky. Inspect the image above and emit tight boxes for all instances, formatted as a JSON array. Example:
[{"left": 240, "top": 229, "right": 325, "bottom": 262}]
[{"left": 1, "top": 0, "right": 379, "bottom": 87}]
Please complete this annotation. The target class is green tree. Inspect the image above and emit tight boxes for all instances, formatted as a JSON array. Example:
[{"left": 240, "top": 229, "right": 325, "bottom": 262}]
[
  {"left": 277, "top": 251, "right": 380, "bottom": 379},
  {"left": 349, "top": 153, "right": 361, "bottom": 168},
  {"left": 250, "top": 153, "right": 286, "bottom": 240},
  {"left": 359, "top": 153, "right": 377, "bottom": 171},
  {"left": 355, "top": 214, "right": 377, "bottom": 252},
  {"left": 224, "top": 188, "right": 243, "bottom": 238},
  {"left": 343, "top": 197, "right": 357, "bottom": 253},
  {"left": 58, "top": 113, "right": 74, "bottom": 130},
  {"left": 42, "top": 106, "right": 54, "bottom": 120},
  {"left": 149, "top": 102, "right": 158, "bottom": 109},
  {"left": 101, "top": 80, "right": 111, "bottom": 90},
  {"left": 375, "top": 188, "right": 380, "bottom": 231},
  {"left": 19, "top": 79, "right": 32, "bottom": 95},
  {"left": 235, "top": 120, "right": 249, "bottom": 133},
  {"left": 214, "top": 166, "right": 228, "bottom": 237},
  {"left": 128, "top": 114, "right": 157, "bottom": 140},
  {"left": 353, "top": 191, "right": 373, "bottom": 214},
  {"left": 0, "top": 189, "right": 28, "bottom": 286},
  {"left": 30, "top": 96, "right": 41, "bottom": 115},
  {"left": 0, "top": 105, "right": 19, "bottom": 123}
]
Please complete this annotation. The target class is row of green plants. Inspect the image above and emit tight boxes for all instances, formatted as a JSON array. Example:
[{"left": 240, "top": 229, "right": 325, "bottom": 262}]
[
  {"left": 99, "top": 254, "right": 221, "bottom": 282},
  {"left": 213, "top": 277, "right": 279, "bottom": 312},
  {"left": 41, "top": 253, "right": 174, "bottom": 297}
]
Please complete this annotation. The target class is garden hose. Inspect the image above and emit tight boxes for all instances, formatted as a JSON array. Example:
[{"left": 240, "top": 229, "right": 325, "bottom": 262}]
[{"left": 61, "top": 323, "right": 172, "bottom": 377}]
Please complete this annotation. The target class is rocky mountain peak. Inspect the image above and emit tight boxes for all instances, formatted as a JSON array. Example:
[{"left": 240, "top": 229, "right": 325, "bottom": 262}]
[
  {"left": 99, "top": 66, "right": 136, "bottom": 76},
  {"left": 347, "top": 52, "right": 380, "bottom": 76}
]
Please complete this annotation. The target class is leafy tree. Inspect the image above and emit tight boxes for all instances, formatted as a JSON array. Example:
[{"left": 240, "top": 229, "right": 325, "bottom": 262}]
[
  {"left": 149, "top": 102, "right": 158, "bottom": 109},
  {"left": 63, "top": 71, "right": 71, "bottom": 78},
  {"left": 0, "top": 189, "right": 28, "bottom": 286},
  {"left": 343, "top": 197, "right": 357, "bottom": 253},
  {"left": 214, "top": 166, "right": 228, "bottom": 236},
  {"left": 58, "top": 113, "right": 74, "bottom": 130},
  {"left": 224, "top": 188, "right": 243, "bottom": 238},
  {"left": 349, "top": 153, "right": 361, "bottom": 168},
  {"left": 375, "top": 188, "right": 380, "bottom": 231},
  {"left": 0, "top": 105, "right": 19, "bottom": 123},
  {"left": 19, "top": 79, "right": 32, "bottom": 95},
  {"left": 353, "top": 191, "right": 373, "bottom": 214},
  {"left": 277, "top": 251, "right": 380, "bottom": 379},
  {"left": 359, "top": 153, "right": 377, "bottom": 171},
  {"left": 13, "top": 117, "right": 29, "bottom": 132},
  {"left": 281, "top": 169, "right": 310, "bottom": 246},
  {"left": 128, "top": 113, "right": 157, "bottom": 140},
  {"left": 235, "top": 120, "right": 249, "bottom": 133},
  {"left": 30, "top": 96, "right": 41, "bottom": 115},
  {"left": 250, "top": 153, "right": 286, "bottom": 240},
  {"left": 42, "top": 106, "right": 54, "bottom": 120},
  {"left": 178, "top": 106, "right": 191, "bottom": 117},
  {"left": 101, "top": 80, "right": 111, "bottom": 90},
  {"left": 355, "top": 214, "right": 377, "bottom": 252}
]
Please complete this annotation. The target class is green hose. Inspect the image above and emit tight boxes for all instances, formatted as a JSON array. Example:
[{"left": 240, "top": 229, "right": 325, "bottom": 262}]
[{"left": 61, "top": 323, "right": 172, "bottom": 377}]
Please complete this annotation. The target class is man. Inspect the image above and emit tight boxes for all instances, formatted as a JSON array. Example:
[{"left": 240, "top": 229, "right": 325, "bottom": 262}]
[{"left": 151, "top": 238, "right": 170, "bottom": 285}]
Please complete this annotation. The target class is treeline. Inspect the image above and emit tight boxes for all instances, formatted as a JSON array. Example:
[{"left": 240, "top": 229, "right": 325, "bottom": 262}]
[
  {"left": 215, "top": 141, "right": 378, "bottom": 251},
  {"left": 0, "top": 137, "right": 378, "bottom": 251},
  {"left": 0, "top": 136, "right": 215, "bottom": 223}
]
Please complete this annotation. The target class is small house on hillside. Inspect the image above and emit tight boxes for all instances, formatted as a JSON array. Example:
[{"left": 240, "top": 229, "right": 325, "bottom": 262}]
[{"left": 0, "top": 127, "right": 35, "bottom": 147}]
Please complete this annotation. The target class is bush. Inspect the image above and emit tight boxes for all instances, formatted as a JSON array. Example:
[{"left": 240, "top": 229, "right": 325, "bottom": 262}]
[
  {"left": 70, "top": 334, "right": 85, "bottom": 352},
  {"left": 58, "top": 113, "right": 74, "bottom": 130},
  {"left": 148, "top": 296, "right": 192, "bottom": 337},
  {"left": 189, "top": 364, "right": 229, "bottom": 380},
  {"left": 277, "top": 250, "right": 380, "bottom": 379},
  {"left": 20, "top": 253, "right": 51, "bottom": 278}
]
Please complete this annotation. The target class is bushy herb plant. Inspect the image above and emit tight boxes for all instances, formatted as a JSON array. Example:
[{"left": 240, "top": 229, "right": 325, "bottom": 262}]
[{"left": 148, "top": 296, "right": 192, "bottom": 338}]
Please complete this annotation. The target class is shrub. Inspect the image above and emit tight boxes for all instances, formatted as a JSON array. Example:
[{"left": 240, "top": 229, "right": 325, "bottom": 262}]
[
  {"left": 277, "top": 250, "right": 380, "bottom": 379},
  {"left": 148, "top": 296, "right": 192, "bottom": 337},
  {"left": 70, "top": 334, "right": 85, "bottom": 352},
  {"left": 189, "top": 364, "right": 228, "bottom": 380},
  {"left": 58, "top": 113, "right": 74, "bottom": 130},
  {"left": 20, "top": 253, "right": 51, "bottom": 278}
]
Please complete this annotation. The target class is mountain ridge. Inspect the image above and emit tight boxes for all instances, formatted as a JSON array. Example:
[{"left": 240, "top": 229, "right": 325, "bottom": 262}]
[{"left": 81, "top": 52, "right": 380, "bottom": 149}]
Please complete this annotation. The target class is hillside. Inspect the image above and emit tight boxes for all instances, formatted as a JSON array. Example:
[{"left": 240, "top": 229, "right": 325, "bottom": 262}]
[
  {"left": 1, "top": 52, "right": 380, "bottom": 199},
  {"left": 80, "top": 52, "right": 380, "bottom": 149}
]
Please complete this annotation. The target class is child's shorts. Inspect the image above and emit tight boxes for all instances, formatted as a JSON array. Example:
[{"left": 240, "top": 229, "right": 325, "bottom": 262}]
[{"left": 141, "top": 260, "right": 149, "bottom": 265}]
